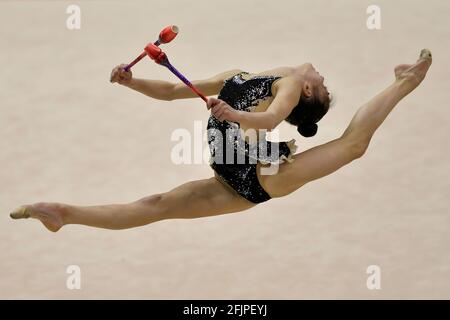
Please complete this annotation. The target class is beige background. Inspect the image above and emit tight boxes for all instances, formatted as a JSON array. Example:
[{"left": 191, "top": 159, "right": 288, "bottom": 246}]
[{"left": 0, "top": 0, "right": 449, "bottom": 299}]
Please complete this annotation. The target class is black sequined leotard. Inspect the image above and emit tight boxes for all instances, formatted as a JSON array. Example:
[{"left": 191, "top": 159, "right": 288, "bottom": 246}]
[{"left": 207, "top": 71, "right": 297, "bottom": 204}]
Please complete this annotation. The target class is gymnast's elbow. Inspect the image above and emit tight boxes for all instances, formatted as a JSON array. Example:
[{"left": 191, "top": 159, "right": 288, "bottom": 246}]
[
  {"left": 156, "top": 82, "right": 178, "bottom": 101},
  {"left": 265, "top": 114, "right": 281, "bottom": 131},
  {"left": 162, "top": 94, "right": 174, "bottom": 101},
  {"left": 159, "top": 87, "right": 176, "bottom": 101}
]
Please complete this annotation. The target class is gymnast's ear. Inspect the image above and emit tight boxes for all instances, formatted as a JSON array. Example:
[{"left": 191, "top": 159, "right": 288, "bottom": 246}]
[{"left": 302, "top": 82, "right": 314, "bottom": 98}]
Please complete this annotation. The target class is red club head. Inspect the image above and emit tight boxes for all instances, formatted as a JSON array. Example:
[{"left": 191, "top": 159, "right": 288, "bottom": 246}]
[
  {"left": 145, "top": 43, "right": 162, "bottom": 60},
  {"left": 159, "top": 25, "right": 178, "bottom": 44},
  {"left": 144, "top": 43, "right": 167, "bottom": 64}
]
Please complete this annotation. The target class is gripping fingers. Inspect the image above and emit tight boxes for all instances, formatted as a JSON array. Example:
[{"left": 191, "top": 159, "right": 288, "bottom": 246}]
[
  {"left": 207, "top": 97, "right": 220, "bottom": 110},
  {"left": 212, "top": 104, "right": 225, "bottom": 121},
  {"left": 110, "top": 66, "right": 120, "bottom": 83},
  {"left": 208, "top": 98, "right": 237, "bottom": 122},
  {"left": 110, "top": 64, "right": 132, "bottom": 83}
]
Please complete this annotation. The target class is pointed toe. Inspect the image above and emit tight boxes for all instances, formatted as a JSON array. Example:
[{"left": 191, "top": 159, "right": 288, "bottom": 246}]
[{"left": 10, "top": 206, "right": 30, "bottom": 219}]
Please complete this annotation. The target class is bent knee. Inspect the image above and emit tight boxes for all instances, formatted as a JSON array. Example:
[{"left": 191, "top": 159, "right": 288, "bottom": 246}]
[
  {"left": 135, "top": 193, "right": 168, "bottom": 217},
  {"left": 137, "top": 193, "right": 164, "bottom": 206},
  {"left": 350, "top": 140, "right": 369, "bottom": 159},
  {"left": 341, "top": 135, "right": 370, "bottom": 159}
]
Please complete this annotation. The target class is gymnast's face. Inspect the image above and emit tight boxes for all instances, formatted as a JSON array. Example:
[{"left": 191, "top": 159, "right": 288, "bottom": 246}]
[{"left": 303, "top": 63, "right": 331, "bottom": 104}]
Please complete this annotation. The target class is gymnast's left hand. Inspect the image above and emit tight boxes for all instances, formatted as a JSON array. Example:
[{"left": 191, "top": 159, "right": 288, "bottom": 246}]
[{"left": 207, "top": 98, "right": 240, "bottom": 122}]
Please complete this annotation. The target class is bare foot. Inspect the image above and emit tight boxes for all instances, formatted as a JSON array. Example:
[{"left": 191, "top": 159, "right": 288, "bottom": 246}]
[
  {"left": 10, "top": 202, "right": 65, "bottom": 232},
  {"left": 394, "top": 64, "right": 413, "bottom": 78},
  {"left": 395, "top": 49, "right": 432, "bottom": 92}
]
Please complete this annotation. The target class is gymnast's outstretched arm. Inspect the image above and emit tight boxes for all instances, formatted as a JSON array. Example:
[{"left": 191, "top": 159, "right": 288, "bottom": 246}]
[{"left": 110, "top": 64, "right": 242, "bottom": 101}]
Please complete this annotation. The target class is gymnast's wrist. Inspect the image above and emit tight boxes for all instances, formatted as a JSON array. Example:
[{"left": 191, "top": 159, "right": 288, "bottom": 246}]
[
  {"left": 234, "top": 110, "right": 245, "bottom": 124},
  {"left": 121, "top": 77, "right": 136, "bottom": 87}
]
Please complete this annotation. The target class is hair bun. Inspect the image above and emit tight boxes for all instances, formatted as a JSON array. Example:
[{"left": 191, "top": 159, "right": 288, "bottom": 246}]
[{"left": 297, "top": 123, "right": 318, "bottom": 137}]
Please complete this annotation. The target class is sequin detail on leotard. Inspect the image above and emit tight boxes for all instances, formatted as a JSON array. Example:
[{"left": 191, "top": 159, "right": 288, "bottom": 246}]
[{"left": 207, "top": 72, "right": 297, "bottom": 204}]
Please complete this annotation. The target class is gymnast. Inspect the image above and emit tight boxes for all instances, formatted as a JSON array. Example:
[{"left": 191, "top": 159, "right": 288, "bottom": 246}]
[{"left": 10, "top": 49, "right": 432, "bottom": 232}]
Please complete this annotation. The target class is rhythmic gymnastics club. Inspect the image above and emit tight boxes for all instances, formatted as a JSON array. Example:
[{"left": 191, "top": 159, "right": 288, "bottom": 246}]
[
  {"left": 143, "top": 43, "right": 208, "bottom": 102},
  {"left": 125, "top": 27, "right": 208, "bottom": 102},
  {"left": 124, "top": 25, "right": 179, "bottom": 72},
  {"left": 126, "top": 26, "right": 208, "bottom": 102}
]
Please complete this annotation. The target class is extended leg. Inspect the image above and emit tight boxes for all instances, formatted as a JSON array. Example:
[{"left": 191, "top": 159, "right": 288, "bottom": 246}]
[
  {"left": 261, "top": 49, "right": 432, "bottom": 196},
  {"left": 10, "top": 177, "right": 254, "bottom": 232}
]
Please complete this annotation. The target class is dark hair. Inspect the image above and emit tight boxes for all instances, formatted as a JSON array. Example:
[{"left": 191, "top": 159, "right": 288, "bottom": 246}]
[{"left": 285, "top": 87, "right": 330, "bottom": 137}]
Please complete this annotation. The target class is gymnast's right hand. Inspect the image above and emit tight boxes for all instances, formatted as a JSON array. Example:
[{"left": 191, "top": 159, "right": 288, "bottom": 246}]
[{"left": 110, "top": 64, "right": 132, "bottom": 84}]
